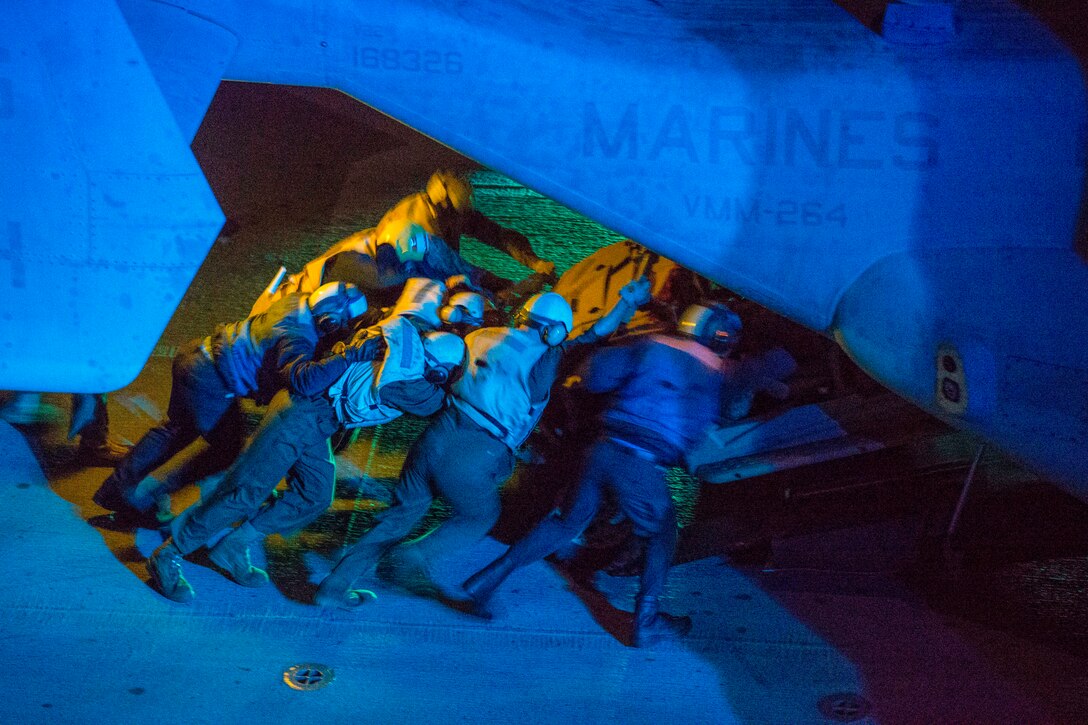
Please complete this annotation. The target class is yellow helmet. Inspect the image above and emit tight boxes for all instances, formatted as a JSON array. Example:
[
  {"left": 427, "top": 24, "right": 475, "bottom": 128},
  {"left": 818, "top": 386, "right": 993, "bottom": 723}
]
[
  {"left": 426, "top": 170, "right": 474, "bottom": 212},
  {"left": 377, "top": 220, "right": 430, "bottom": 263}
]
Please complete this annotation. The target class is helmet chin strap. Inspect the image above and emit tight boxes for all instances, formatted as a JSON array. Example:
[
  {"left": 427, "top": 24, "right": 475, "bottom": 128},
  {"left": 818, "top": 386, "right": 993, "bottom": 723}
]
[{"left": 422, "top": 348, "right": 450, "bottom": 384}]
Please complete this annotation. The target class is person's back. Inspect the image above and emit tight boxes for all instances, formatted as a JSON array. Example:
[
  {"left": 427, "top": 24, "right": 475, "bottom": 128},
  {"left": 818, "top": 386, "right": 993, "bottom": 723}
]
[
  {"left": 211, "top": 292, "right": 316, "bottom": 405},
  {"left": 251, "top": 225, "right": 421, "bottom": 315},
  {"left": 378, "top": 170, "right": 555, "bottom": 276},
  {"left": 380, "top": 191, "right": 449, "bottom": 244},
  {"left": 450, "top": 325, "right": 552, "bottom": 451},
  {"left": 590, "top": 334, "right": 726, "bottom": 466},
  {"left": 251, "top": 218, "right": 508, "bottom": 317}
]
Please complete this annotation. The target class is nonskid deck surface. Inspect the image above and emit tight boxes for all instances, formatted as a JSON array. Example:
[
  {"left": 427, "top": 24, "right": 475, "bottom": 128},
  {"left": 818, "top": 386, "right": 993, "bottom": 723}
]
[{"left": 5, "top": 414, "right": 1088, "bottom": 723}]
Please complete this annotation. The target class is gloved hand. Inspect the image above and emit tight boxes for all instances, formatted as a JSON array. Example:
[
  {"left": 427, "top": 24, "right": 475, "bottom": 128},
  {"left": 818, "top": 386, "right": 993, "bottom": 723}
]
[
  {"left": 349, "top": 325, "right": 380, "bottom": 347},
  {"left": 344, "top": 334, "right": 386, "bottom": 363},
  {"left": 747, "top": 347, "right": 798, "bottom": 400},
  {"left": 530, "top": 258, "right": 556, "bottom": 278},
  {"left": 619, "top": 276, "right": 652, "bottom": 308},
  {"left": 444, "top": 274, "right": 480, "bottom": 294}
]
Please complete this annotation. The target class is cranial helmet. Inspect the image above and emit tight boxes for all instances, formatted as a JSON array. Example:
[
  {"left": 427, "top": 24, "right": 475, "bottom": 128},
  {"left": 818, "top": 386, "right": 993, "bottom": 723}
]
[
  {"left": 308, "top": 282, "right": 368, "bottom": 334},
  {"left": 677, "top": 303, "right": 742, "bottom": 354},
  {"left": 421, "top": 330, "right": 468, "bottom": 385},
  {"left": 440, "top": 290, "right": 486, "bottom": 329},
  {"left": 515, "top": 292, "right": 573, "bottom": 346},
  {"left": 426, "top": 170, "right": 474, "bottom": 213},
  {"left": 377, "top": 220, "right": 430, "bottom": 263}
]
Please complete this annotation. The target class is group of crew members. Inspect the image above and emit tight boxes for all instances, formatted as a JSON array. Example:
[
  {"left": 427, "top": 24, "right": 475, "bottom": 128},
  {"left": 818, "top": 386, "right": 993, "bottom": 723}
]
[{"left": 89, "top": 170, "right": 794, "bottom": 648}]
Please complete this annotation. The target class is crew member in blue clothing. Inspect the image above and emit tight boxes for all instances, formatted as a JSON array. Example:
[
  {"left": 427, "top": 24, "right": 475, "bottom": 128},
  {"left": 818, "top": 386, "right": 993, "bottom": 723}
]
[
  {"left": 462, "top": 303, "right": 794, "bottom": 647},
  {"left": 93, "top": 282, "right": 371, "bottom": 526}
]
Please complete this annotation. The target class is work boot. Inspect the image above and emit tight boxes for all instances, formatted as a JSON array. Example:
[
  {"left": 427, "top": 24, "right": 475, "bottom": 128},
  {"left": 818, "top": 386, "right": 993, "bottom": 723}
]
[
  {"left": 76, "top": 437, "right": 131, "bottom": 467},
  {"left": 96, "top": 506, "right": 172, "bottom": 533},
  {"left": 314, "top": 583, "right": 377, "bottom": 610},
  {"left": 208, "top": 522, "right": 269, "bottom": 588},
  {"left": 461, "top": 555, "right": 517, "bottom": 620},
  {"left": 0, "top": 393, "right": 62, "bottom": 426},
  {"left": 147, "top": 540, "right": 195, "bottom": 603},
  {"left": 632, "top": 596, "right": 692, "bottom": 648},
  {"left": 92, "top": 473, "right": 131, "bottom": 512}
]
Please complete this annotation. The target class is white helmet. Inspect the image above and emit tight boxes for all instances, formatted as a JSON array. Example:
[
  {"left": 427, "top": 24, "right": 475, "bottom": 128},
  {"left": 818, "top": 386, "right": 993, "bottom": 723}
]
[
  {"left": 308, "top": 282, "right": 368, "bottom": 334},
  {"left": 677, "top": 303, "right": 742, "bottom": 354},
  {"left": 377, "top": 220, "right": 430, "bottom": 263},
  {"left": 515, "top": 292, "right": 573, "bottom": 346},
  {"left": 421, "top": 330, "right": 467, "bottom": 385},
  {"left": 426, "top": 170, "right": 474, "bottom": 212},
  {"left": 440, "top": 291, "right": 486, "bottom": 328}
]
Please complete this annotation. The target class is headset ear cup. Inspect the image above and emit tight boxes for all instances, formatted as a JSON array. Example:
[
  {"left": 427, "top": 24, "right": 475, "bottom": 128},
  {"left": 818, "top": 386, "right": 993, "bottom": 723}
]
[
  {"left": 542, "top": 324, "right": 566, "bottom": 346},
  {"left": 425, "top": 367, "right": 448, "bottom": 385}
]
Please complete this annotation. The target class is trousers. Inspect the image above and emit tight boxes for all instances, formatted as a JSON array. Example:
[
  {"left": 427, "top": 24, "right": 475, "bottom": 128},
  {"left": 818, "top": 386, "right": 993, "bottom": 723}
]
[
  {"left": 500, "top": 437, "right": 677, "bottom": 601},
  {"left": 321, "top": 406, "right": 513, "bottom": 593},
  {"left": 106, "top": 339, "right": 246, "bottom": 504},
  {"left": 172, "top": 390, "right": 340, "bottom": 554}
]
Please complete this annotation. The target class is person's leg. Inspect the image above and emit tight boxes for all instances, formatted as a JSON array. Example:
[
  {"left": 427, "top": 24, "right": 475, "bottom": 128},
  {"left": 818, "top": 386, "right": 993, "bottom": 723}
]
[
  {"left": 170, "top": 391, "right": 320, "bottom": 554},
  {"left": 610, "top": 458, "right": 677, "bottom": 603},
  {"left": 133, "top": 396, "right": 248, "bottom": 516},
  {"left": 462, "top": 440, "right": 610, "bottom": 616},
  {"left": 206, "top": 431, "right": 336, "bottom": 589},
  {"left": 71, "top": 394, "right": 130, "bottom": 466},
  {"left": 607, "top": 448, "right": 689, "bottom": 647},
  {"left": 396, "top": 428, "right": 513, "bottom": 573},
  {"left": 95, "top": 344, "right": 230, "bottom": 511},
  {"left": 315, "top": 416, "right": 446, "bottom": 606},
  {"left": 246, "top": 439, "right": 337, "bottom": 537},
  {"left": 196, "top": 392, "right": 249, "bottom": 480},
  {"left": 0, "top": 392, "right": 61, "bottom": 425},
  {"left": 502, "top": 441, "right": 612, "bottom": 567},
  {"left": 149, "top": 392, "right": 329, "bottom": 601}
]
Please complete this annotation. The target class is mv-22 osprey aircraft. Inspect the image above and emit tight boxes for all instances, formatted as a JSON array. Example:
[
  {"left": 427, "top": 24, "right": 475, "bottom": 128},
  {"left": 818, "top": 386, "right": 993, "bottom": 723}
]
[{"left": 1, "top": 1, "right": 1086, "bottom": 497}]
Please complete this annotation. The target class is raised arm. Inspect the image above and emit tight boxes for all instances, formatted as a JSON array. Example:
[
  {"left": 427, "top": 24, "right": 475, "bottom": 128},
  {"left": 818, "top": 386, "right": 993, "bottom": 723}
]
[{"left": 568, "top": 276, "right": 652, "bottom": 348}]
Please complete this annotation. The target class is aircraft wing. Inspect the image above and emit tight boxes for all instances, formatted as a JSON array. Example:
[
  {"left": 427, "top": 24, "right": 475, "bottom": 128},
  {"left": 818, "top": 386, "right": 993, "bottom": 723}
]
[{"left": 0, "top": 0, "right": 225, "bottom": 392}]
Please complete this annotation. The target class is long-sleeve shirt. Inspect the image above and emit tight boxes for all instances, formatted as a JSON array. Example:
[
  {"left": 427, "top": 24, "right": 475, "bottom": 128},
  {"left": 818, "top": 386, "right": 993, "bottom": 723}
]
[
  {"left": 212, "top": 294, "right": 379, "bottom": 405},
  {"left": 379, "top": 191, "right": 545, "bottom": 271},
  {"left": 380, "top": 379, "right": 446, "bottom": 418},
  {"left": 323, "top": 233, "right": 507, "bottom": 304},
  {"left": 581, "top": 335, "right": 728, "bottom": 465}
]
